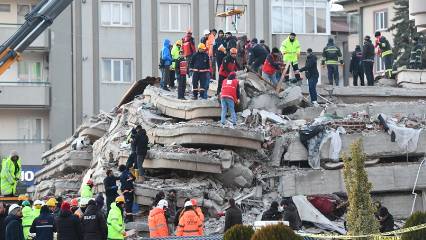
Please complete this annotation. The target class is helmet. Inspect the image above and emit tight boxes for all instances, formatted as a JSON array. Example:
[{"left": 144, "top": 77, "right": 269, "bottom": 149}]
[
  {"left": 46, "top": 198, "right": 57, "bottom": 207},
  {"left": 22, "top": 200, "right": 31, "bottom": 207},
  {"left": 184, "top": 201, "right": 193, "bottom": 208},
  {"left": 176, "top": 40, "right": 182, "bottom": 46},
  {"left": 80, "top": 198, "right": 89, "bottom": 207},
  {"left": 87, "top": 179, "right": 94, "bottom": 186},
  {"left": 34, "top": 200, "right": 44, "bottom": 206},
  {"left": 157, "top": 199, "right": 168, "bottom": 208},
  {"left": 203, "top": 29, "right": 210, "bottom": 35},
  {"left": 198, "top": 43, "right": 206, "bottom": 50},
  {"left": 115, "top": 196, "right": 125, "bottom": 203},
  {"left": 8, "top": 204, "right": 21, "bottom": 214},
  {"left": 230, "top": 48, "right": 238, "bottom": 54},
  {"left": 70, "top": 198, "right": 79, "bottom": 207}
]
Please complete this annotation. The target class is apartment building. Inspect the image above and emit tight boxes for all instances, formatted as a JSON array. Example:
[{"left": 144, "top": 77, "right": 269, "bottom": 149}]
[{"left": 409, "top": 0, "right": 426, "bottom": 33}]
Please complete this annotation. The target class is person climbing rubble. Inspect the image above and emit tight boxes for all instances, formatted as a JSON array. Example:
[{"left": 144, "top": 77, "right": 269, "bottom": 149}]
[
  {"left": 224, "top": 198, "right": 242, "bottom": 232},
  {"left": 218, "top": 47, "right": 239, "bottom": 97},
  {"left": 248, "top": 38, "right": 268, "bottom": 74},
  {"left": 1, "top": 150, "right": 22, "bottom": 197},
  {"left": 220, "top": 72, "right": 240, "bottom": 127},
  {"left": 262, "top": 47, "right": 283, "bottom": 86},
  {"left": 189, "top": 43, "right": 210, "bottom": 100},
  {"left": 176, "top": 201, "right": 203, "bottom": 237},
  {"left": 261, "top": 201, "right": 282, "bottom": 221},
  {"left": 134, "top": 125, "right": 149, "bottom": 182},
  {"left": 104, "top": 169, "right": 120, "bottom": 214},
  {"left": 118, "top": 164, "right": 134, "bottom": 223},
  {"left": 125, "top": 128, "right": 137, "bottom": 171},
  {"left": 148, "top": 199, "right": 169, "bottom": 238},
  {"left": 107, "top": 196, "right": 126, "bottom": 240}
]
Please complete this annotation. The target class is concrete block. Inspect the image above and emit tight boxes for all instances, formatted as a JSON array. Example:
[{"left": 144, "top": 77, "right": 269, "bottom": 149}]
[{"left": 220, "top": 163, "right": 254, "bottom": 188}]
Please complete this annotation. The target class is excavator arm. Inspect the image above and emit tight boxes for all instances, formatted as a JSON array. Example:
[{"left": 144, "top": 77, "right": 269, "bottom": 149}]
[{"left": 0, "top": 0, "right": 74, "bottom": 75}]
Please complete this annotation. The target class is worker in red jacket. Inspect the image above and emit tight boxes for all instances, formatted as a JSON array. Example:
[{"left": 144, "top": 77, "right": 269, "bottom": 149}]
[
  {"left": 220, "top": 72, "right": 240, "bottom": 127},
  {"left": 217, "top": 48, "right": 239, "bottom": 97},
  {"left": 262, "top": 47, "right": 284, "bottom": 86}
]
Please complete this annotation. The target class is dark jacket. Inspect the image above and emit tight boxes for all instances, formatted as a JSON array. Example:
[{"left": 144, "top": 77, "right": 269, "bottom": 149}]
[
  {"left": 175, "top": 57, "right": 187, "bottom": 76},
  {"left": 0, "top": 212, "right": 6, "bottom": 240},
  {"left": 260, "top": 43, "right": 271, "bottom": 53},
  {"left": 362, "top": 40, "right": 375, "bottom": 62},
  {"left": 225, "top": 36, "right": 237, "bottom": 51},
  {"left": 103, "top": 175, "right": 119, "bottom": 199},
  {"left": 30, "top": 211, "right": 56, "bottom": 240},
  {"left": 300, "top": 53, "right": 319, "bottom": 79},
  {"left": 350, "top": 47, "right": 364, "bottom": 73},
  {"left": 4, "top": 215, "right": 24, "bottom": 240},
  {"left": 82, "top": 204, "right": 107, "bottom": 240},
  {"left": 261, "top": 208, "right": 282, "bottom": 221},
  {"left": 166, "top": 196, "right": 177, "bottom": 225},
  {"left": 248, "top": 44, "right": 268, "bottom": 65},
  {"left": 134, "top": 131, "right": 149, "bottom": 155},
  {"left": 380, "top": 214, "right": 394, "bottom": 233},
  {"left": 224, "top": 206, "right": 242, "bottom": 232},
  {"left": 283, "top": 204, "right": 302, "bottom": 230},
  {"left": 322, "top": 43, "right": 343, "bottom": 65},
  {"left": 55, "top": 210, "right": 83, "bottom": 240},
  {"left": 410, "top": 43, "right": 423, "bottom": 64},
  {"left": 120, "top": 169, "right": 134, "bottom": 191},
  {"left": 376, "top": 36, "right": 392, "bottom": 54},
  {"left": 189, "top": 52, "right": 210, "bottom": 70},
  {"left": 174, "top": 207, "right": 184, "bottom": 227},
  {"left": 214, "top": 37, "right": 227, "bottom": 66}
]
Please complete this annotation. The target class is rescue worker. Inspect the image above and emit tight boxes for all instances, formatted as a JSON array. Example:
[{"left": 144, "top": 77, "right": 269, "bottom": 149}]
[
  {"left": 182, "top": 29, "right": 196, "bottom": 59},
  {"left": 280, "top": 33, "right": 302, "bottom": 82},
  {"left": 322, "top": 38, "right": 343, "bottom": 86},
  {"left": 350, "top": 45, "right": 365, "bottom": 86},
  {"left": 248, "top": 38, "right": 268, "bottom": 73},
  {"left": 362, "top": 35, "right": 375, "bottom": 86},
  {"left": 218, "top": 48, "right": 239, "bottom": 97},
  {"left": 280, "top": 198, "right": 302, "bottom": 231},
  {"left": 207, "top": 29, "right": 217, "bottom": 79},
  {"left": 125, "top": 128, "right": 137, "bottom": 171},
  {"left": 70, "top": 198, "right": 83, "bottom": 219},
  {"left": 107, "top": 196, "right": 126, "bottom": 240},
  {"left": 220, "top": 72, "right": 240, "bottom": 127},
  {"left": 30, "top": 205, "right": 56, "bottom": 240},
  {"left": 213, "top": 30, "right": 226, "bottom": 72},
  {"left": 171, "top": 40, "right": 182, "bottom": 80},
  {"left": 374, "top": 31, "right": 393, "bottom": 78},
  {"left": 134, "top": 125, "right": 149, "bottom": 182},
  {"left": 104, "top": 169, "right": 120, "bottom": 214},
  {"left": 224, "top": 198, "right": 242, "bottom": 232},
  {"left": 175, "top": 49, "right": 188, "bottom": 99},
  {"left": 160, "top": 39, "right": 172, "bottom": 91},
  {"left": 81, "top": 179, "right": 94, "bottom": 200},
  {"left": 261, "top": 201, "right": 282, "bottom": 221},
  {"left": 166, "top": 190, "right": 178, "bottom": 233},
  {"left": 262, "top": 47, "right": 283, "bottom": 86},
  {"left": 82, "top": 200, "right": 107, "bottom": 240},
  {"left": 409, "top": 37, "right": 423, "bottom": 69},
  {"left": 236, "top": 35, "right": 248, "bottom": 69},
  {"left": 55, "top": 201, "right": 82, "bottom": 240},
  {"left": 191, "top": 199, "right": 204, "bottom": 223},
  {"left": 300, "top": 48, "right": 319, "bottom": 106},
  {"left": 1, "top": 150, "right": 22, "bottom": 196},
  {"left": 4, "top": 204, "right": 24, "bottom": 240},
  {"left": 119, "top": 164, "right": 134, "bottom": 223},
  {"left": 189, "top": 43, "right": 210, "bottom": 100},
  {"left": 32, "top": 200, "right": 43, "bottom": 219},
  {"left": 21, "top": 200, "right": 33, "bottom": 240},
  {"left": 46, "top": 198, "right": 57, "bottom": 214},
  {"left": 174, "top": 198, "right": 190, "bottom": 228},
  {"left": 260, "top": 39, "right": 270, "bottom": 53},
  {"left": 148, "top": 199, "right": 169, "bottom": 238},
  {"left": 176, "top": 201, "right": 203, "bottom": 237}
]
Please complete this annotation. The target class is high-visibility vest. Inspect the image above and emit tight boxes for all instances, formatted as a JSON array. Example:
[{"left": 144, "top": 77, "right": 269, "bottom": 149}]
[
  {"left": 176, "top": 210, "right": 203, "bottom": 237},
  {"left": 107, "top": 203, "right": 125, "bottom": 240},
  {"left": 148, "top": 207, "right": 169, "bottom": 238}
]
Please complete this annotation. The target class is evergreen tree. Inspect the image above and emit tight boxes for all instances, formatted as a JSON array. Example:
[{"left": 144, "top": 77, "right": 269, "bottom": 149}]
[
  {"left": 343, "top": 139, "right": 380, "bottom": 237},
  {"left": 389, "top": 0, "right": 425, "bottom": 68}
]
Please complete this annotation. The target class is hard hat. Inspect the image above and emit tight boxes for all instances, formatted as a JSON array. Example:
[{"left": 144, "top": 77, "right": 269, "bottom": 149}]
[
  {"left": 34, "top": 200, "right": 44, "bottom": 206},
  {"left": 87, "top": 179, "right": 94, "bottom": 186},
  {"left": 46, "top": 198, "right": 57, "bottom": 207},
  {"left": 22, "top": 200, "right": 31, "bottom": 207},
  {"left": 115, "top": 196, "right": 125, "bottom": 203},
  {"left": 157, "top": 199, "right": 168, "bottom": 208},
  {"left": 18, "top": 195, "right": 28, "bottom": 201},
  {"left": 80, "top": 198, "right": 89, "bottom": 207},
  {"left": 190, "top": 199, "right": 198, "bottom": 206},
  {"left": 176, "top": 40, "right": 182, "bottom": 46},
  {"left": 8, "top": 204, "right": 21, "bottom": 214},
  {"left": 203, "top": 29, "right": 210, "bottom": 35},
  {"left": 70, "top": 198, "right": 79, "bottom": 207},
  {"left": 230, "top": 48, "right": 238, "bottom": 54},
  {"left": 184, "top": 201, "right": 193, "bottom": 208},
  {"left": 198, "top": 43, "right": 206, "bottom": 50}
]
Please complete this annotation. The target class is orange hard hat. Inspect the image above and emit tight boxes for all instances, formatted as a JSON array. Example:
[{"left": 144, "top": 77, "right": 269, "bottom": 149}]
[
  {"left": 191, "top": 199, "right": 198, "bottom": 206},
  {"left": 198, "top": 43, "right": 206, "bottom": 50},
  {"left": 70, "top": 198, "right": 79, "bottom": 207},
  {"left": 230, "top": 48, "right": 238, "bottom": 54},
  {"left": 87, "top": 179, "right": 94, "bottom": 186}
]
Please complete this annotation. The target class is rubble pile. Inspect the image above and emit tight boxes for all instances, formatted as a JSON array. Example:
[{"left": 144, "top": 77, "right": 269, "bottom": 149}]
[{"left": 34, "top": 71, "right": 426, "bottom": 235}]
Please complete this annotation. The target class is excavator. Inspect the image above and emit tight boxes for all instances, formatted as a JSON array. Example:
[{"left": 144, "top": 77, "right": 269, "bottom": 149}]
[
  {"left": 0, "top": 0, "right": 73, "bottom": 76},
  {"left": 0, "top": 0, "right": 73, "bottom": 203}
]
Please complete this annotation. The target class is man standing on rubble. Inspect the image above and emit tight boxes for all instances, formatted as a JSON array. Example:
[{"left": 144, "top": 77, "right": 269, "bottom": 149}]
[
  {"left": 107, "top": 196, "right": 126, "bottom": 240},
  {"left": 213, "top": 30, "right": 226, "bottom": 72},
  {"left": 261, "top": 201, "right": 282, "bottom": 221},
  {"left": 160, "top": 39, "right": 173, "bottom": 91},
  {"left": 217, "top": 48, "right": 239, "bottom": 97},
  {"left": 148, "top": 199, "right": 169, "bottom": 237},
  {"left": 220, "top": 72, "right": 240, "bottom": 127},
  {"left": 362, "top": 36, "right": 375, "bottom": 86},
  {"left": 248, "top": 38, "right": 268, "bottom": 74},
  {"left": 1, "top": 150, "right": 21, "bottom": 197},
  {"left": 104, "top": 169, "right": 120, "bottom": 214},
  {"left": 134, "top": 125, "right": 149, "bottom": 182},
  {"left": 224, "top": 198, "right": 242, "bottom": 232},
  {"left": 119, "top": 164, "right": 134, "bottom": 223},
  {"left": 300, "top": 48, "right": 319, "bottom": 106},
  {"left": 280, "top": 33, "right": 302, "bottom": 82},
  {"left": 262, "top": 47, "right": 284, "bottom": 86},
  {"left": 322, "top": 38, "right": 343, "bottom": 86},
  {"left": 176, "top": 201, "right": 203, "bottom": 237},
  {"left": 189, "top": 43, "right": 210, "bottom": 100},
  {"left": 166, "top": 190, "right": 177, "bottom": 233},
  {"left": 125, "top": 128, "right": 137, "bottom": 171},
  {"left": 350, "top": 45, "right": 365, "bottom": 86}
]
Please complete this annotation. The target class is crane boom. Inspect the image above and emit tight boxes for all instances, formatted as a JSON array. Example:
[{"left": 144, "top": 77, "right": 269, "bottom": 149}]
[{"left": 0, "top": 0, "right": 74, "bottom": 75}]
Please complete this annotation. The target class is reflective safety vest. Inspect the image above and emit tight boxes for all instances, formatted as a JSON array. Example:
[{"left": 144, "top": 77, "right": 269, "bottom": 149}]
[
  {"left": 171, "top": 44, "right": 181, "bottom": 70},
  {"left": 280, "top": 37, "right": 301, "bottom": 64},
  {"left": 176, "top": 209, "right": 203, "bottom": 237},
  {"left": 22, "top": 206, "right": 34, "bottom": 239},
  {"left": 32, "top": 208, "right": 41, "bottom": 219},
  {"left": 148, "top": 207, "right": 169, "bottom": 238},
  {"left": 0, "top": 157, "right": 21, "bottom": 196},
  {"left": 220, "top": 79, "right": 239, "bottom": 103},
  {"left": 107, "top": 203, "right": 125, "bottom": 240},
  {"left": 376, "top": 36, "right": 392, "bottom": 57},
  {"left": 81, "top": 184, "right": 93, "bottom": 199},
  {"left": 182, "top": 36, "right": 195, "bottom": 58}
]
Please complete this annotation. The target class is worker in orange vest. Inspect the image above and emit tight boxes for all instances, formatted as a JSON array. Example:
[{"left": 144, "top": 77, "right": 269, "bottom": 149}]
[
  {"left": 148, "top": 199, "right": 169, "bottom": 237},
  {"left": 176, "top": 201, "right": 203, "bottom": 237},
  {"left": 190, "top": 199, "right": 204, "bottom": 223}
]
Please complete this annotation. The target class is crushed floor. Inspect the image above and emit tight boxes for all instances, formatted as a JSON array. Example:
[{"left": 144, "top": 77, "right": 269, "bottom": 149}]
[{"left": 31, "top": 70, "right": 426, "bottom": 236}]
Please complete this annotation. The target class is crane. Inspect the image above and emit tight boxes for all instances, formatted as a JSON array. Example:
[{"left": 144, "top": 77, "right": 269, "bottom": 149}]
[{"left": 0, "top": 0, "right": 74, "bottom": 75}]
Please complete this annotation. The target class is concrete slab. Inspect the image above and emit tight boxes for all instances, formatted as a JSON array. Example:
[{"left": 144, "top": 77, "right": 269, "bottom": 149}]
[
  {"left": 143, "top": 86, "right": 221, "bottom": 120},
  {"left": 33, "top": 178, "right": 81, "bottom": 200},
  {"left": 397, "top": 69, "right": 426, "bottom": 87}
]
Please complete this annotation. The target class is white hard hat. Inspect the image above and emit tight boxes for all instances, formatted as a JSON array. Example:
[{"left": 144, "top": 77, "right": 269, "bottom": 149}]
[
  {"left": 157, "top": 199, "right": 168, "bottom": 208},
  {"left": 34, "top": 200, "right": 43, "bottom": 206},
  {"left": 203, "top": 29, "right": 210, "bottom": 35},
  {"left": 80, "top": 198, "right": 89, "bottom": 206},
  {"left": 9, "top": 204, "right": 21, "bottom": 214},
  {"left": 184, "top": 201, "right": 193, "bottom": 208}
]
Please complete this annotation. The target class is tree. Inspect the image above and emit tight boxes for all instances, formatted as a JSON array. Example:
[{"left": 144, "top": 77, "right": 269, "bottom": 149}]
[
  {"left": 343, "top": 139, "right": 380, "bottom": 237},
  {"left": 388, "top": 0, "right": 425, "bottom": 68},
  {"left": 401, "top": 211, "right": 426, "bottom": 240}
]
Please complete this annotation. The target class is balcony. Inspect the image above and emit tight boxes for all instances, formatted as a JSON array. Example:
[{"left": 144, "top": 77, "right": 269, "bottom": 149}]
[
  {"left": 0, "top": 23, "right": 49, "bottom": 50},
  {"left": 0, "top": 81, "right": 50, "bottom": 108},
  {"left": 0, "top": 139, "right": 51, "bottom": 166}
]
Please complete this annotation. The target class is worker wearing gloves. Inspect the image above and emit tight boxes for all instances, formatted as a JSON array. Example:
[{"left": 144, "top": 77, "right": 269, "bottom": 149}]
[
  {"left": 374, "top": 31, "right": 393, "bottom": 78},
  {"left": 280, "top": 33, "right": 302, "bottom": 82},
  {"left": 322, "top": 38, "right": 343, "bottom": 86},
  {"left": 189, "top": 43, "right": 210, "bottom": 100},
  {"left": 81, "top": 179, "right": 94, "bottom": 200},
  {"left": 1, "top": 150, "right": 22, "bottom": 196},
  {"left": 21, "top": 201, "right": 34, "bottom": 240},
  {"left": 107, "top": 196, "right": 126, "bottom": 240},
  {"left": 220, "top": 72, "right": 240, "bottom": 127},
  {"left": 148, "top": 199, "right": 169, "bottom": 238},
  {"left": 176, "top": 201, "right": 203, "bottom": 237}
]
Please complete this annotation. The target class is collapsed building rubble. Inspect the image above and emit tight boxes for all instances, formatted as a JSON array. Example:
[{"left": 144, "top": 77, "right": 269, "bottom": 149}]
[{"left": 33, "top": 71, "right": 426, "bottom": 236}]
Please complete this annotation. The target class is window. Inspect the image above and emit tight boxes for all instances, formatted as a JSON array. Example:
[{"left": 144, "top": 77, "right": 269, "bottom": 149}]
[
  {"left": 18, "top": 61, "right": 42, "bottom": 82},
  {"left": 375, "top": 56, "right": 385, "bottom": 72},
  {"left": 17, "top": 5, "right": 32, "bottom": 24},
  {"left": 0, "top": 4, "right": 11, "bottom": 12},
  {"left": 17, "top": 118, "right": 42, "bottom": 140},
  {"left": 102, "top": 59, "right": 132, "bottom": 83},
  {"left": 348, "top": 12, "right": 360, "bottom": 34},
  {"left": 215, "top": 5, "right": 247, "bottom": 33},
  {"left": 375, "top": 10, "right": 388, "bottom": 31},
  {"left": 271, "top": 0, "right": 329, "bottom": 34},
  {"left": 159, "top": 3, "right": 190, "bottom": 32},
  {"left": 101, "top": 2, "right": 132, "bottom": 26}
]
